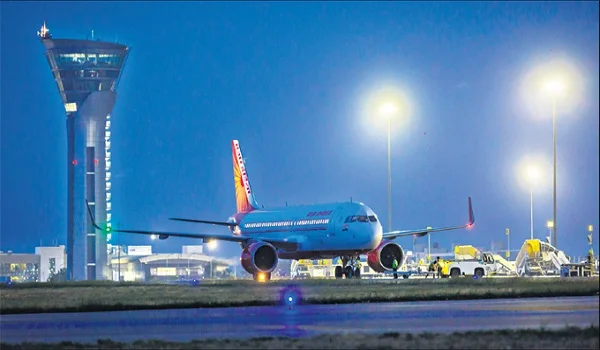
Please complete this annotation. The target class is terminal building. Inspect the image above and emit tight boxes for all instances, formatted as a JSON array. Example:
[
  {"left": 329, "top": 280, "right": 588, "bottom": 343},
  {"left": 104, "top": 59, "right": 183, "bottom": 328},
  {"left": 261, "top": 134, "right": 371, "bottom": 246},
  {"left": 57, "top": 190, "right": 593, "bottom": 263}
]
[
  {"left": 108, "top": 245, "right": 238, "bottom": 282},
  {"left": 38, "top": 23, "right": 130, "bottom": 280},
  {"left": 0, "top": 246, "right": 66, "bottom": 283}
]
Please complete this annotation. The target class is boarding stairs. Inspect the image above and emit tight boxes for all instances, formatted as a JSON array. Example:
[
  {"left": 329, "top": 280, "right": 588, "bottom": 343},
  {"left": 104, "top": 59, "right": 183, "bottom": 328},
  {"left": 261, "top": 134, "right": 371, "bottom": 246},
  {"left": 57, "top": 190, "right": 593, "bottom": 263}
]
[
  {"left": 490, "top": 254, "right": 518, "bottom": 276},
  {"left": 515, "top": 239, "right": 570, "bottom": 276}
]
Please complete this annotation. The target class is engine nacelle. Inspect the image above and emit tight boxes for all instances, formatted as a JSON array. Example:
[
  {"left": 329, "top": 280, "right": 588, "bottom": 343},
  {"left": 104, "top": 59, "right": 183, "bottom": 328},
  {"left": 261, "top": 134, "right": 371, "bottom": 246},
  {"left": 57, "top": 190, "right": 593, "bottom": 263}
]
[
  {"left": 241, "top": 242, "right": 279, "bottom": 275},
  {"left": 367, "top": 240, "right": 404, "bottom": 273}
]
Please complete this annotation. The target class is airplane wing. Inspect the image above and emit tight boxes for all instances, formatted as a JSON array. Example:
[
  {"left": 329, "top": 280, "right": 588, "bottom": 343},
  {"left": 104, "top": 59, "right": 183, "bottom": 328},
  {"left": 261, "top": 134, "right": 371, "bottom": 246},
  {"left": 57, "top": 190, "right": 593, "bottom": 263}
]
[
  {"left": 85, "top": 201, "right": 298, "bottom": 251},
  {"left": 169, "top": 217, "right": 237, "bottom": 227},
  {"left": 382, "top": 197, "right": 474, "bottom": 240}
]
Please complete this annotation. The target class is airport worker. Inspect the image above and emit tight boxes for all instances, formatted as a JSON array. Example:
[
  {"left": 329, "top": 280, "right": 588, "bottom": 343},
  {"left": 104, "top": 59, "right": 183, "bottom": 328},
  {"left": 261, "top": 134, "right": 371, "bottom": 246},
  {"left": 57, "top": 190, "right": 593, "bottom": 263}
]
[
  {"left": 392, "top": 257, "right": 399, "bottom": 279},
  {"left": 426, "top": 260, "right": 436, "bottom": 278},
  {"left": 436, "top": 258, "right": 444, "bottom": 278},
  {"left": 356, "top": 258, "right": 362, "bottom": 270}
]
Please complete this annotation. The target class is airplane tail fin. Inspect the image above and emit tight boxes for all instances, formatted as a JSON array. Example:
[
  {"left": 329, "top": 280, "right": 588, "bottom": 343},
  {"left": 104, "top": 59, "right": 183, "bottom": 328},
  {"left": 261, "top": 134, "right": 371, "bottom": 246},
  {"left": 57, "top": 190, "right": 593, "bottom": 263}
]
[{"left": 232, "top": 140, "right": 260, "bottom": 213}]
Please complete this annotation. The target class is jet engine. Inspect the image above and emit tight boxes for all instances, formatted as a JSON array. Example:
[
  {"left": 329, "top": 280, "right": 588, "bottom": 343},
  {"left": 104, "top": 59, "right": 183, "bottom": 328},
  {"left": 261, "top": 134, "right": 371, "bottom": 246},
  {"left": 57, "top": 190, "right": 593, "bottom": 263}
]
[
  {"left": 240, "top": 241, "right": 279, "bottom": 275},
  {"left": 367, "top": 240, "right": 404, "bottom": 273}
]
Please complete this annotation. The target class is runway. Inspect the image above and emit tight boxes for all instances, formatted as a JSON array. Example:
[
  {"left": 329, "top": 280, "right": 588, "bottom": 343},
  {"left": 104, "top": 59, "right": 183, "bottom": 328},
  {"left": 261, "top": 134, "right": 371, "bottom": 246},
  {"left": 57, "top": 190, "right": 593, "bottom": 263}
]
[{"left": 1, "top": 296, "right": 598, "bottom": 344}]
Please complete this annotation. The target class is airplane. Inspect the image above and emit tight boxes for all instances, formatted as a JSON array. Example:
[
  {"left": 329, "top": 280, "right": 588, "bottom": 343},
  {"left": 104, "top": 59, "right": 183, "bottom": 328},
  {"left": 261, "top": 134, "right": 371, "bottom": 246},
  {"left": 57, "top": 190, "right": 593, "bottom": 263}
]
[{"left": 87, "top": 139, "right": 474, "bottom": 281}]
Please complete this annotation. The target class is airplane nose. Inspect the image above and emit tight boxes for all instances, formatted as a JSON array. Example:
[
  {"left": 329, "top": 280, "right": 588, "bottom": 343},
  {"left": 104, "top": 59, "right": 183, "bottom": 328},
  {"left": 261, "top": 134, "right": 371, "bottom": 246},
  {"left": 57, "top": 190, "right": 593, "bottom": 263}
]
[{"left": 369, "top": 225, "right": 383, "bottom": 249}]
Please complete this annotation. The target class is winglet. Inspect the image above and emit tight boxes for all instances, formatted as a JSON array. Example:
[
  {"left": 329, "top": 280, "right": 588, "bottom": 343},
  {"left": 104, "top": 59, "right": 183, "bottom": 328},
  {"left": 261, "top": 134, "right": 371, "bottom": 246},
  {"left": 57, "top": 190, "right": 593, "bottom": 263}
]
[
  {"left": 85, "top": 200, "right": 109, "bottom": 232},
  {"left": 467, "top": 196, "right": 475, "bottom": 227}
]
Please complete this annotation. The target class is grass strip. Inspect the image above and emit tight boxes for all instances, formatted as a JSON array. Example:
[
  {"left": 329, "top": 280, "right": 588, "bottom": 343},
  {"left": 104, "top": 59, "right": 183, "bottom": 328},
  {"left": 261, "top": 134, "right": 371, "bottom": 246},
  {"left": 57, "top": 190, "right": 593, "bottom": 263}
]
[
  {"left": 0, "top": 326, "right": 598, "bottom": 349},
  {"left": 1, "top": 277, "right": 598, "bottom": 314}
]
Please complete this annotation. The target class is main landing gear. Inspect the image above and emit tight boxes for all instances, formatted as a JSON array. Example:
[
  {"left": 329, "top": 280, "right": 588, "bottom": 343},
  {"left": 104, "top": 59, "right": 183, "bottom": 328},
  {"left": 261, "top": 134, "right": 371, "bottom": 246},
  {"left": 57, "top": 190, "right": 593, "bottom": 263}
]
[{"left": 335, "top": 256, "right": 361, "bottom": 279}]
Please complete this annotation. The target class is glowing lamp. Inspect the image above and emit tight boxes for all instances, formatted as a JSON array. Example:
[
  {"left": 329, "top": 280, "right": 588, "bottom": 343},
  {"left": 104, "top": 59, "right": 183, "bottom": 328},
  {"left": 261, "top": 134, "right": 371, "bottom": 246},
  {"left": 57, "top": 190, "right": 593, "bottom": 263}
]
[
  {"left": 544, "top": 80, "right": 565, "bottom": 95},
  {"left": 257, "top": 272, "right": 267, "bottom": 283},
  {"left": 379, "top": 103, "right": 398, "bottom": 117}
]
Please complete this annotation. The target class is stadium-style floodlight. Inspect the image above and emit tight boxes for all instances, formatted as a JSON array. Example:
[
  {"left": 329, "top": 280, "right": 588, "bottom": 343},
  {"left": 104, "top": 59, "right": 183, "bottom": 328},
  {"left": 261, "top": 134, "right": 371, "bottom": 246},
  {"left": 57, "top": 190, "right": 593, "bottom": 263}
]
[
  {"left": 363, "top": 84, "right": 411, "bottom": 234},
  {"left": 521, "top": 57, "right": 583, "bottom": 249}
]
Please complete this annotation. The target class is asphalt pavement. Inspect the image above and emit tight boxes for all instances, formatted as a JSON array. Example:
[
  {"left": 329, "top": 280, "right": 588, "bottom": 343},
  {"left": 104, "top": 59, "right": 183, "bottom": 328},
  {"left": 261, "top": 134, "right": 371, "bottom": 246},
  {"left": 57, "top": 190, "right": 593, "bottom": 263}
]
[{"left": 1, "top": 296, "right": 598, "bottom": 344}]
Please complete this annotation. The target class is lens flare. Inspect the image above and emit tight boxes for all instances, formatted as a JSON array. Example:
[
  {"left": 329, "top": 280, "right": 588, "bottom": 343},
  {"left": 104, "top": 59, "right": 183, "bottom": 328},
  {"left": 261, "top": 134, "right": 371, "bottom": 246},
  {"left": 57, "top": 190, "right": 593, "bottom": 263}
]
[{"left": 279, "top": 284, "right": 303, "bottom": 309}]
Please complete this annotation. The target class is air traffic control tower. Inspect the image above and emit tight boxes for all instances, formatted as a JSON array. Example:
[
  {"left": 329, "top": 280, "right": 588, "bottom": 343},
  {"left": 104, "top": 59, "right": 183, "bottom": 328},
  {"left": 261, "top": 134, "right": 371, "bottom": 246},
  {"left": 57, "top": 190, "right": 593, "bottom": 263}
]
[{"left": 38, "top": 23, "right": 130, "bottom": 280}]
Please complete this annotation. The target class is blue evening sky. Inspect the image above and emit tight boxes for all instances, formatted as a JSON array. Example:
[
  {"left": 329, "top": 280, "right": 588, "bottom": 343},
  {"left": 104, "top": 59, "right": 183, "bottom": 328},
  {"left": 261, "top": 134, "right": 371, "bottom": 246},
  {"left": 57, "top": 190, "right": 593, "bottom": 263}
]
[{"left": 1, "top": 1, "right": 598, "bottom": 259}]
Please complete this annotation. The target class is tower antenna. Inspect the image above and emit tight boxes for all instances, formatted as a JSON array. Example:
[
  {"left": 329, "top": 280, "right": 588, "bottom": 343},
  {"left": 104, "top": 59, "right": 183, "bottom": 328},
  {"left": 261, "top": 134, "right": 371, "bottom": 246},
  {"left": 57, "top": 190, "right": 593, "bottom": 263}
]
[{"left": 37, "top": 21, "right": 51, "bottom": 39}]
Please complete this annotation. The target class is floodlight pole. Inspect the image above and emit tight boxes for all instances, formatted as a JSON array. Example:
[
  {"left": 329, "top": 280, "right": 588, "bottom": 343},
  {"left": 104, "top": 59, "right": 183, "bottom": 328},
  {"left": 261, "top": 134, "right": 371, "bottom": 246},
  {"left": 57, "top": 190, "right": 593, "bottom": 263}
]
[
  {"left": 387, "top": 117, "right": 392, "bottom": 233},
  {"left": 552, "top": 98, "right": 557, "bottom": 248}
]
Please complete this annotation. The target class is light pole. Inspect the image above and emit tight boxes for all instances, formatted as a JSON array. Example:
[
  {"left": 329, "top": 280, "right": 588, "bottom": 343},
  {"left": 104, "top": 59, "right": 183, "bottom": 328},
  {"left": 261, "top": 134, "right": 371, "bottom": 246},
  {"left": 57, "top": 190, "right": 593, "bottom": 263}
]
[
  {"left": 379, "top": 103, "right": 397, "bottom": 233},
  {"left": 526, "top": 166, "right": 539, "bottom": 240},
  {"left": 426, "top": 226, "right": 432, "bottom": 262},
  {"left": 545, "top": 80, "right": 563, "bottom": 249},
  {"left": 505, "top": 228, "right": 510, "bottom": 259},
  {"left": 529, "top": 188, "right": 534, "bottom": 240},
  {"left": 547, "top": 220, "right": 554, "bottom": 245},
  {"left": 387, "top": 114, "right": 392, "bottom": 233},
  {"left": 206, "top": 239, "right": 217, "bottom": 279},
  {"left": 552, "top": 97, "right": 557, "bottom": 249}
]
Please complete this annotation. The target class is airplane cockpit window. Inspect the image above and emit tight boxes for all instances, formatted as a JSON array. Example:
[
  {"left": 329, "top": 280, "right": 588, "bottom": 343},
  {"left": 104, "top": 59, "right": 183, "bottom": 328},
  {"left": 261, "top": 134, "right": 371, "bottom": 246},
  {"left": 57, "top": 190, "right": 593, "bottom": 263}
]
[
  {"left": 368, "top": 215, "right": 377, "bottom": 222},
  {"left": 345, "top": 215, "right": 370, "bottom": 223}
]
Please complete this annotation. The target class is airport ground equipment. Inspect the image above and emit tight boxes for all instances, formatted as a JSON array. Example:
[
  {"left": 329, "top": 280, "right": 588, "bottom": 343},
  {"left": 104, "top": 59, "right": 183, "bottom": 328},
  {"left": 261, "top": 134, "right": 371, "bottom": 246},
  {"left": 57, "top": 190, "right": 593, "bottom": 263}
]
[
  {"left": 446, "top": 259, "right": 489, "bottom": 278},
  {"left": 383, "top": 269, "right": 419, "bottom": 279},
  {"left": 453, "top": 245, "right": 480, "bottom": 260},
  {"left": 558, "top": 231, "right": 597, "bottom": 277},
  {"left": 441, "top": 245, "right": 517, "bottom": 277},
  {"left": 560, "top": 263, "right": 593, "bottom": 277},
  {"left": 291, "top": 259, "right": 342, "bottom": 279},
  {"left": 515, "top": 239, "right": 570, "bottom": 276},
  {"left": 291, "top": 257, "right": 416, "bottom": 279}
]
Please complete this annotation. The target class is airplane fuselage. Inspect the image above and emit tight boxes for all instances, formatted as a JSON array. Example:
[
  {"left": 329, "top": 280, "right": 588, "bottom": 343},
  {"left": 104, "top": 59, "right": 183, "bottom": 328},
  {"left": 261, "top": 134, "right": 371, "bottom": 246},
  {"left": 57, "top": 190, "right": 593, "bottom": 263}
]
[{"left": 229, "top": 201, "right": 383, "bottom": 260}]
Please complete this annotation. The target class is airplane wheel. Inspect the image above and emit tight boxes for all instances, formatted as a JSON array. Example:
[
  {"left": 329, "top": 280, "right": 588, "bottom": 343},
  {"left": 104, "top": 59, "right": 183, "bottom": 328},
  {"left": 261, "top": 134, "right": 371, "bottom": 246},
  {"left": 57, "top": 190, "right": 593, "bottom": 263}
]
[
  {"left": 354, "top": 268, "right": 361, "bottom": 279},
  {"left": 344, "top": 266, "right": 353, "bottom": 279},
  {"left": 335, "top": 266, "right": 343, "bottom": 279}
]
